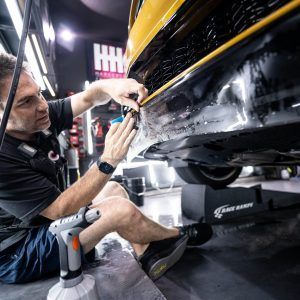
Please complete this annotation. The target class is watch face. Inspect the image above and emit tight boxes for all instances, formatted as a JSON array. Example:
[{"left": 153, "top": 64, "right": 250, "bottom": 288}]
[
  {"left": 98, "top": 161, "right": 114, "bottom": 174},
  {"left": 102, "top": 163, "right": 112, "bottom": 173}
]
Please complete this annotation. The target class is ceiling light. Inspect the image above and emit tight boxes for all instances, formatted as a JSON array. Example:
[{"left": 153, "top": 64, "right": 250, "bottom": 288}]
[
  {"left": 4, "top": 0, "right": 46, "bottom": 90},
  {"left": 43, "top": 22, "right": 56, "bottom": 43},
  {"left": 43, "top": 76, "right": 55, "bottom": 97},
  {"left": 60, "top": 29, "right": 74, "bottom": 42},
  {"left": 31, "top": 34, "right": 47, "bottom": 74},
  {"left": 43, "top": 21, "right": 50, "bottom": 43},
  {"left": 49, "top": 24, "right": 55, "bottom": 42}
]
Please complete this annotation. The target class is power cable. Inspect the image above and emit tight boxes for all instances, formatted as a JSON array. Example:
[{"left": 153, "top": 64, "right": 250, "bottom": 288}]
[{"left": 0, "top": 0, "right": 33, "bottom": 150}]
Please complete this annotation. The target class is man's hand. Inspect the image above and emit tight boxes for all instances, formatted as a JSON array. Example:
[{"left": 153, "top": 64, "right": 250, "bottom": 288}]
[
  {"left": 71, "top": 78, "right": 148, "bottom": 118},
  {"left": 101, "top": 112, "right": 137, "bottom": 167},
  {"left": 86, "top": 78, "right": 148, "bottom": 111}
]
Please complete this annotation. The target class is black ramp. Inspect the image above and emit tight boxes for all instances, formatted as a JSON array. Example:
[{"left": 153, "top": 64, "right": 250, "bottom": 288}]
[{"left": 156, "top": 208, "right": 300, "bottom": 300}]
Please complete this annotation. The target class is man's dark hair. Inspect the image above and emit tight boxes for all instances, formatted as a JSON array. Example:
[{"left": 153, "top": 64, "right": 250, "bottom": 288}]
[{"left": 0, "top": 52, "right": 30, "bottom": 107}]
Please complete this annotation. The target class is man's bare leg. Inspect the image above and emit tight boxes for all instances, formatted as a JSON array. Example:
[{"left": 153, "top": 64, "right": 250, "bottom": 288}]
[
  {"left": 92, "top": 181, "right": 129, "bottom": 204},
  {"left": 91, "top": 181, "right": 153, "bottom": 254},
  {"left": 79, "top": 196, "right": 179, "bottom": 256}
]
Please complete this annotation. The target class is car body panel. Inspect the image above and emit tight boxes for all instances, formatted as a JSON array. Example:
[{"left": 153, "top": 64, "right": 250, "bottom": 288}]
[
  {"left": 126, "top": 0, "right": 186, "bottom": 71},
  {"left": 134, "top": 0, "right": 300, "bottom": 107},
  {"left": 126, "top": 0, "right": 300, "bottom": 168}
]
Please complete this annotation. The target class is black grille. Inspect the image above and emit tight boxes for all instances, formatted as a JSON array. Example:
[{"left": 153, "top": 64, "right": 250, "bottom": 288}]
[{"left": 143, "top": 0, "right": 289, "bottom": 95}]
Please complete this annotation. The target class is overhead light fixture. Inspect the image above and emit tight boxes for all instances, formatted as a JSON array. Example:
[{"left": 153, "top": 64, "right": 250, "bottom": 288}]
[
  {"left": 49, "top": 24, "right": 55, "bottom": 42},
  {"left": 292, "top": 103, "right": 300, "bottom": 108},
  {"left": 57, "top": 25, "right": 75, "bottom": 51},
  {"left": 4, "top": 0, "right": 46, "bottom": 90},
  {"left": 43, "top": 21, "right": 56, "bottom": 43},
  {"left": 60, "top": 29, "right": 74, "bottom": 42},
  {"left": 42, "top": 75, "right": 55, "bottom": 97},
  {"left": 43, "top": 21, "right": 50, "bottom": 43},
  {"left": 31, "top": 34, "right": 47, "bottom": 74}
]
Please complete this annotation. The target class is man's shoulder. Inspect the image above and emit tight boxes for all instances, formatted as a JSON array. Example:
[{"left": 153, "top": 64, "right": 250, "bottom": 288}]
[
  {"left": 47, "top": 97, "right": 71, "bottom": 109},
  {"left": 0, "top": 135, "right": 37, "bottom": 183},
  {"left": 0, "top": 135, "right": 24, "bottom": 162},
  {"left": 47, "top": 97, "right": 73, "bottom": 135},
  {"left": 47, "top": 97, "right": 70, "bottom": 116}
]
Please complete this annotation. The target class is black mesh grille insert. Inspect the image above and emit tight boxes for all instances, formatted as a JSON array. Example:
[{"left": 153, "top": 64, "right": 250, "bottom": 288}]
[{"left": 142, "top": 0, "right": 290, "bottom": 95}]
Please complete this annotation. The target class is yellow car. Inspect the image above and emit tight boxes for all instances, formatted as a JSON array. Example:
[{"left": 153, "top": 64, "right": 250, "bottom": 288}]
[{"left": 125, "top": 0, "right": 300, "bottom": 188}]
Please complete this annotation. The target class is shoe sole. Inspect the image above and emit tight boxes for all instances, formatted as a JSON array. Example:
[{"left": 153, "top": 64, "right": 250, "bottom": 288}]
[{"left": 147, "top": 235, "right": 188, "bottom": 281}]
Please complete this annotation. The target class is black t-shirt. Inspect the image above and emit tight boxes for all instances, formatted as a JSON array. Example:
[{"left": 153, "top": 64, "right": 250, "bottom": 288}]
[{"left": 0, "top": 98, "right": 73, "bottom": 251}]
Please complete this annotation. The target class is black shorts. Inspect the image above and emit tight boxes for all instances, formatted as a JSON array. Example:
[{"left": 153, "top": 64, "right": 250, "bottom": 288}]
[{"left": 0, "top": 225, "right": 95, "bottom": 284}]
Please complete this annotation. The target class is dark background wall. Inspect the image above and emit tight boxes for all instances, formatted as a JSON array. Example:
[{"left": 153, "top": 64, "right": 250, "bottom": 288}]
[
  {"left": 47, "top": 0, "right": 132, "bottom": 174},
  {"left": 48, "top": 0, "right": 131, "bottom": 96},
  {"left": 54, "top": 40, "right": 88, "bottom": 97}
]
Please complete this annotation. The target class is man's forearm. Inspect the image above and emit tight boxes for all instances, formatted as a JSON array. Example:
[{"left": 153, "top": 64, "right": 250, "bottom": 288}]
[
  {"left": 70, "top": 81, "right": 111, "bottom": 118},
  {"left": 42, "top": 109, "right": 138, "bottom": 220},
  {"left": 70, "top": 78, "right": 143, "bottom": 118},
  {"left": 41, "top": 164, "right": 111, "bottom": 219}
]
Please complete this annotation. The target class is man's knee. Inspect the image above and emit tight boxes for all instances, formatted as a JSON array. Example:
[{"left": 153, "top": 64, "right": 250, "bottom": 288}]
[
  {"left": 93, "top": 196, "right": 141, "bottom": 226},
  {"left": 120, "top": 197, "right": 140, "bottom": 215},
  {"left": 106, "top": 181, "right": 129, "bottom": 199},
  {"left": 117, "top": 198, "right": 142, "bottom": 226},
  {"left": 93, "top": 181, "right": 129, "bottom": 204}
]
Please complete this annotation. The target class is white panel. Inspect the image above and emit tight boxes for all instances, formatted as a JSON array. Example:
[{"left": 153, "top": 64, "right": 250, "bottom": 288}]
[
  {"left": 101, "top": 44, "right": 109, "bottom": 71},
  {"left": 116, "top": 47, "right": 124, "bottom": 73},
  {"left": 93, "top": 43, "right": 101, "bottom": 71},
  {"left": 108, "top": 46, "right": 117, "bottom": 72}
]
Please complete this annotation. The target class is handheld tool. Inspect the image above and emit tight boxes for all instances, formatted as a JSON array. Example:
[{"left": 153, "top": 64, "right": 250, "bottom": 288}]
[
  {"left": 122, "top": 93, "right": 139, "bottom": 117},
  {"left": 47, "top": 207, "right": 101, "bottom": 300},
  {"left": 110, "top": 115, "right": 124, "bottom": 124},
  {"left": 120, "top": 93, "right": 141, "bottom": 130}
]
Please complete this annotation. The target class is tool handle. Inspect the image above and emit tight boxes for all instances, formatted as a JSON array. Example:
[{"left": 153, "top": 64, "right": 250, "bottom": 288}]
[
  {"left": 49, "top": 207, "right": 101, "bottom": 283},
  {"left": 85, "top": 208, "right": 101, "bottom": 223},
  {"left": 122, "top": 93, "right": 139, "bottom": 116},
  {"left": 128, "top": 93, "right": 139, "bottom": 101}
]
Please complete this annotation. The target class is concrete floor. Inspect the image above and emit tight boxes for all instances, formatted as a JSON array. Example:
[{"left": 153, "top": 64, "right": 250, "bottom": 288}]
[
  {"left": 144, "top": 180, "right": 300, "bottom": 300},
  {"left": 1, "top": 177, "right": 300, "bottom": 299}
]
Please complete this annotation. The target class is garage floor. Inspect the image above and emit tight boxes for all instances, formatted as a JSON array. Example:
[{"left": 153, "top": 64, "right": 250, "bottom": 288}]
[
  {"left": 142, "top": 181, "right": 300, "bottom": 300},
  {"left": 1, "top": 178, "right": 300, "bottom": 300}
]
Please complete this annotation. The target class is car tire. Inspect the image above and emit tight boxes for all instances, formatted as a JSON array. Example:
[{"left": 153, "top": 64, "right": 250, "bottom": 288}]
[{"left": 175, "top": 165, "right": 242, "bottom": 189}]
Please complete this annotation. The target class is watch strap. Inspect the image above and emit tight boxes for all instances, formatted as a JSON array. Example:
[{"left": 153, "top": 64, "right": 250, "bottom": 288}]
[{"left": 96, "top": 159, "right": 116, "bottom": 174}]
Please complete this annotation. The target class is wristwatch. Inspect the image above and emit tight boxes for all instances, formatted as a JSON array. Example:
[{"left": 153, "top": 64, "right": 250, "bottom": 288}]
[{"left": 96, "top": 159, "right": 116, "bottom": 174}]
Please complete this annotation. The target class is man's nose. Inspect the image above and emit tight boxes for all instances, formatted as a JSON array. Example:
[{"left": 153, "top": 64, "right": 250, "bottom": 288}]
[{"left": 37, "top": 98, "right": 48, "bottom": 112}]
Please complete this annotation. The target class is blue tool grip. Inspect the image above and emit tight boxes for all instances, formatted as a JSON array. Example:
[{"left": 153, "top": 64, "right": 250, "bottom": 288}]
[{"left": 111, "top": 116, "right": 124, "bottom": 124}]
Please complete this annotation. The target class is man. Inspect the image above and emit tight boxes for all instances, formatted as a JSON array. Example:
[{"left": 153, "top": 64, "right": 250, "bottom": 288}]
[{"left": 0, "top": 53, "right": 212, "bottom": 284}]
